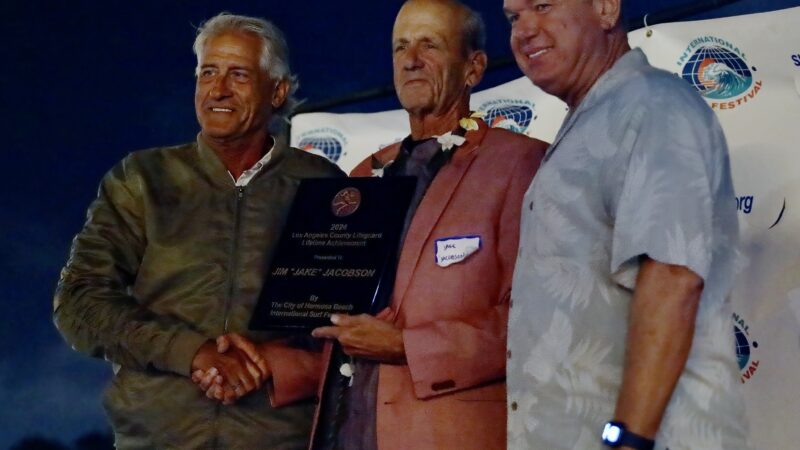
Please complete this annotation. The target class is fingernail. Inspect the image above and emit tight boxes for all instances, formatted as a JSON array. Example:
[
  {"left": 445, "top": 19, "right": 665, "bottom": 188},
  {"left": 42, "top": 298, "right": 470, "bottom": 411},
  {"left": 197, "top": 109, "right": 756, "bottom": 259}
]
[
  {"left": 330, "top": 314, "right": 340, "bottom": 324},
  {"left": 209, "top": 367, "right": 218, "bottom": 375}
]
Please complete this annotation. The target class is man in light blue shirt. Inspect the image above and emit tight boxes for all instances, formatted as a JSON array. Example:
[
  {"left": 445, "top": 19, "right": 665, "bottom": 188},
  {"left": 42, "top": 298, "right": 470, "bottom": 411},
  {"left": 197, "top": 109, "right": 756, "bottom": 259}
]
[{"left": 502, "top": 1, "right": 751, "bottom": 449}]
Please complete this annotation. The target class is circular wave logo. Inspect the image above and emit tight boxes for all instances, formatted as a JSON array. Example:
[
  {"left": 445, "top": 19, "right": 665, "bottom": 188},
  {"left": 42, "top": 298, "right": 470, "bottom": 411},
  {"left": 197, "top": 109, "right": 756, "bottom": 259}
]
[
  {"left": 732, "top": 312, "right": 760, "bottom": 383},
  {"left": 677, "top": 36, "right": 762, "bottom": 110},
  {"left": 299, "top": 135, "right": 343, "bottom": 163},
  {"left": 683, "top": 46, "right": 752, "bottom": 99},
  {"left": 734, "top": 325, "right": 754, "bottom": 370},
  {"left": 478, "top": 99, "right": 534, "bottom": 134}
]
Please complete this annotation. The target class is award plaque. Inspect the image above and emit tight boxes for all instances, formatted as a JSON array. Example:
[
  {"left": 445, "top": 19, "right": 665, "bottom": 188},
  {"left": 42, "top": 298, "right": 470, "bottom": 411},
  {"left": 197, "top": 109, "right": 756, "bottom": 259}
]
[{"left": 249, "top": 176, "right": 416, "bottom": 331}]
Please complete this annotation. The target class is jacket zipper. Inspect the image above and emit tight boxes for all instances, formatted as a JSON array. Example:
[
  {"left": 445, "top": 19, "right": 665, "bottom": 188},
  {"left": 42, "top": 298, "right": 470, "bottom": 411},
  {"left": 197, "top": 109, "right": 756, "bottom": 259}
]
[
  {"left": 224, "top": 186, "right": 246, "bottom": 333},
  {"left": 213, "top": 185, "right": 246, "bottom": 449}
]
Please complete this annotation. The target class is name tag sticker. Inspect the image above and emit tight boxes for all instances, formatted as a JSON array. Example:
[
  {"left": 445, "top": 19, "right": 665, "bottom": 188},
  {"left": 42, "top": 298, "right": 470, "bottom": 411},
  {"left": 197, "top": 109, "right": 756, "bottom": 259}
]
[{"left": 434, "top": 236, "right": 481, "bottom": 268}]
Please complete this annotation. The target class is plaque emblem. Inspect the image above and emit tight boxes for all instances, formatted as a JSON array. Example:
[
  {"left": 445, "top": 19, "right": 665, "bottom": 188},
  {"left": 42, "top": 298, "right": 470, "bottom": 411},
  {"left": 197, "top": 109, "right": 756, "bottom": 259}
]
[{"left": 331, "top": 187, "right": 361, "bottom": 217}]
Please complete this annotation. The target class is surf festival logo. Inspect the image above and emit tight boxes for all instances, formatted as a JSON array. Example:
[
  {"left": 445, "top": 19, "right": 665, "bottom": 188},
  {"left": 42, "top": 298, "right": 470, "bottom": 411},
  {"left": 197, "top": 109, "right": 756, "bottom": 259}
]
[
  {"left": 477, "top": 99, "right": 534, "bottom": 134},
  {"left": 297, "top": 127, "right": 347, "bottom": 163},
  {"left": 733, "top": 312, "right": 760, "bottom": 384},
  {"left": 677, "top": 36, "right": 762, "bottom": 110}
]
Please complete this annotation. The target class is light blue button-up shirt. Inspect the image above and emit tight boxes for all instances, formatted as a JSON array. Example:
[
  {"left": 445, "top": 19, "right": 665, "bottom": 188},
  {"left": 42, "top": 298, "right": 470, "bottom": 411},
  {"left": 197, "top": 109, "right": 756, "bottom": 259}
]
[{"left": 507, "top": 49, "right": 751, "bottom": 450}]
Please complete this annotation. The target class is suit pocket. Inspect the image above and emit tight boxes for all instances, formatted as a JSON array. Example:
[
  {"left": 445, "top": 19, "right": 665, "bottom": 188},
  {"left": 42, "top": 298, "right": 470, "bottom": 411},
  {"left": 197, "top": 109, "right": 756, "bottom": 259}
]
[{"left": 454, "top": 380, "right": 506, "bottom": 402}]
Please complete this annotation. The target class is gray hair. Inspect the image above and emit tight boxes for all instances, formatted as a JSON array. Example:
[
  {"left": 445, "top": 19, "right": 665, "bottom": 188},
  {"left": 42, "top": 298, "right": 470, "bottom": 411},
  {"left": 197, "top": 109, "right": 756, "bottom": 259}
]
[
  {"left": 193, "top": 12, "right": 299, "bottom": 133},
  {"left": 460, "top": 3, "right": 486, "bottom": 54}
]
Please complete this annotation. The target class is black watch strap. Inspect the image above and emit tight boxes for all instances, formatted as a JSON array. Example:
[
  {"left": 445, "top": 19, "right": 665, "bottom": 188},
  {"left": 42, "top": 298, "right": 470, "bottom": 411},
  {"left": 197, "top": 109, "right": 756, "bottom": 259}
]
[{"left": 618, "top": 430, "right": 655, "bottom": 450}]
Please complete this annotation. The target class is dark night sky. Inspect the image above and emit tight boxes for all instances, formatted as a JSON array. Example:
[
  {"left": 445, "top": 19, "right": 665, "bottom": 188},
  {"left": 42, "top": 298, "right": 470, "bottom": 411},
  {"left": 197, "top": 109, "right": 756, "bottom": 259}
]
[{"left": 1, "top": 0, "right": 795, "bottom": 447}]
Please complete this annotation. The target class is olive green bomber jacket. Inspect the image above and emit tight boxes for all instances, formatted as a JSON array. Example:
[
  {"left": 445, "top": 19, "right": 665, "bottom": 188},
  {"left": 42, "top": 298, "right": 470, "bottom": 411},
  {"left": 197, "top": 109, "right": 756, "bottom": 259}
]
[{"left": 54, "top": 136, "right": 344, "bottom": 449}]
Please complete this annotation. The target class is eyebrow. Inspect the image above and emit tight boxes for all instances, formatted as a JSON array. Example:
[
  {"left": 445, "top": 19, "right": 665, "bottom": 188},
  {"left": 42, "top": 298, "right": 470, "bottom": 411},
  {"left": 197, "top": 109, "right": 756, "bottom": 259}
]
[
  {"left": 393, "top": 36, "right": 442, "bottom": 46},
  {"left": 199, "top": 62, "right": 253, "bottom": 71}
]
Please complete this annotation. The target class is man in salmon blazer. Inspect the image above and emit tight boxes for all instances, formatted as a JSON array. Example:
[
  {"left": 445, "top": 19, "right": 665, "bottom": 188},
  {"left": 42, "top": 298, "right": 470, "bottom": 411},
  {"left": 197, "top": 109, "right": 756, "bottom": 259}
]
[{"left": 310, "top": 1, "right": 547, "bottom": 448}]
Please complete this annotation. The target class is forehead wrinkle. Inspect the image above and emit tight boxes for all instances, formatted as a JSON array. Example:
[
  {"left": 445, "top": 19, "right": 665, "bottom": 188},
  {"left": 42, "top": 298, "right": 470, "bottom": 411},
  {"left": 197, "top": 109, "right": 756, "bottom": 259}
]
[
  {"left": 393, "top": 21, "right": 450, "bottom": 47},
  {"left": 394, "top": 1, "right": 465, "bottom": 34}
]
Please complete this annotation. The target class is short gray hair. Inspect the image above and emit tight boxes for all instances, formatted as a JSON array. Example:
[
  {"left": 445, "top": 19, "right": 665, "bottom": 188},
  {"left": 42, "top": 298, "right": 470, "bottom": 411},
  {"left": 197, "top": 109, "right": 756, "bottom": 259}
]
[
  {"left": 460, "top": 3, "right": 486, "bottom": 54},
  {"left": 193, "top": 12, "right": 299, "bottom": 133}
]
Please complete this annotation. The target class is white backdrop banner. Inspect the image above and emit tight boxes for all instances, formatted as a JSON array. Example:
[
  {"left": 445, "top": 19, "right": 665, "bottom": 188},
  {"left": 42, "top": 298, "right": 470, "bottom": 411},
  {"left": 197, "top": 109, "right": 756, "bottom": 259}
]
[
  {"left": 291, "top": 6, "right": 800, "bottom": 449},
  {"left": 290, "top": 77, "right": 568, "bottom": 173},
  {"left": 629, "top": 8, "right": 800, "bottom": 449}
]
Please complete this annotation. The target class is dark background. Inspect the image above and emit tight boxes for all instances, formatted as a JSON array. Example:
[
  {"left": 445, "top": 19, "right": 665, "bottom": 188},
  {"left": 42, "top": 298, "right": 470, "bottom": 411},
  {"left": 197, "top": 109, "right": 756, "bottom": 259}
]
[{"left": 1, "top": 1, "right": 796, "bottom": 447}]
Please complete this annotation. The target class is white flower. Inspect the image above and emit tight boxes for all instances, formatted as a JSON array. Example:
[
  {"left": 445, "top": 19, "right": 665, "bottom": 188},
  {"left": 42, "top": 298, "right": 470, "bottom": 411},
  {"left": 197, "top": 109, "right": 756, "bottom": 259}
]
[
  {"left": 371, "top": 159, "right": 394, "bottom": 177},
  {"left": 340, "top": 362, "right": 355, "bottom": 386},
  {"left": 339, "top": 362, "right": 354, "bottom": 377},
  {"left": 436, "top": 132, "right": 466, "bottom": 151}
]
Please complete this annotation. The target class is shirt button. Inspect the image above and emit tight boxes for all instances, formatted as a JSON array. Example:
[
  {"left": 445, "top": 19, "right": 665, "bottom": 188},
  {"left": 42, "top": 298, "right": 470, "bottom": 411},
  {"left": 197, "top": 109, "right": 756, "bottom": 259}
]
[
  {"left": 507, "top": 350, "right": 512, "bottom": 360},
  {"left": 511, "top": 401, "right": 518, "bottom": 411},
  {"left": 509, "top": 298, "right": 514, "bottom": 308},
  {"left": 528, "top": 201, "right": 533, "bottom": 210}
]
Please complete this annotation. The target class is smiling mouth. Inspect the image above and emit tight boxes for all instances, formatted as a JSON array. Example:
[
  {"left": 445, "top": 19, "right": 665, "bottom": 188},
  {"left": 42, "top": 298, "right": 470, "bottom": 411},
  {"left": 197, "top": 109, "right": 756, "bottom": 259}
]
[
  {"left": 211, "top": 107, "right": 233, "bottom": 112},
  {"left": 527, "top": 48, "right": 551, "bottom": 60}
]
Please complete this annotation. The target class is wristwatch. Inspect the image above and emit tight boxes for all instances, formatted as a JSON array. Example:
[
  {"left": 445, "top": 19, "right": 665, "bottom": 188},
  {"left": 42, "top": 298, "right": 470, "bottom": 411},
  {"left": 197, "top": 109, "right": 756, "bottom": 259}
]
[{"left": 601, "top": 421, "right": 655, "bottom": 450}]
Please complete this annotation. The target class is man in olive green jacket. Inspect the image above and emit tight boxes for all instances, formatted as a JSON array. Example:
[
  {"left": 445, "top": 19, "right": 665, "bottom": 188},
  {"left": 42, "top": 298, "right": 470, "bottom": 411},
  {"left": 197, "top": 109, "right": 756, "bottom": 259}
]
[{"left": 53, "top": 13, "right": 343, "bottom": 449}]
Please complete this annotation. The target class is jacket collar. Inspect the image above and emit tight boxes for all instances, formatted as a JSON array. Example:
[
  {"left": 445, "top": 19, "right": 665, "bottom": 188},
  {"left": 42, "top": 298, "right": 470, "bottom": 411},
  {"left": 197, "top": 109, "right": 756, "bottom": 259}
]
[{"left": 195, "top": 133, "right": 290, "bottom": 188}]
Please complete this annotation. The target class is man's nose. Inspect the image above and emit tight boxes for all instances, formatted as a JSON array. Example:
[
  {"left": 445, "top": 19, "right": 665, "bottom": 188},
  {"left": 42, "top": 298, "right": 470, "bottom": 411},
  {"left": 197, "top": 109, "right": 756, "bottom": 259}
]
[
  {"left": 512, "top": 12, "right": 540, "bottom": 41},
  {"left": 210, "top": 73, "right": 233, "bottom": 98},
  {"left": 400, "top": 46, "right": 424, "bottom": 71}
]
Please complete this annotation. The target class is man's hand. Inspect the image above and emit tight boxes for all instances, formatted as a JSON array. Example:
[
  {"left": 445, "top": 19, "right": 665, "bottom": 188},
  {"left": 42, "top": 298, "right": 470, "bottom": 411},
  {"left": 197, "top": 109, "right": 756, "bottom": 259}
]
[
  {"left": 190, "top": 338, "right": 268, "bottom": 404},
  {"left": 216, "top": 333, "right": 271, "bottom": 379},
  {"left": 311, "top": 313, "right": 406, "bottom": 364}
]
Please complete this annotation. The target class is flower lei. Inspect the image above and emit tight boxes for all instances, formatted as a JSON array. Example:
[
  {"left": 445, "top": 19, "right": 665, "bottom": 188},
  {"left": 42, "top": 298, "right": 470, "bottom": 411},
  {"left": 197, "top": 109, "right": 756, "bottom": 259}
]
[
  {"left": 370, "top": 156, "right": 394, "bottom": 178},
  {"left": 436, "top": 110, "right": 485, "bottom": 151},
  {"left": 370, "top": 111, "right": 485, "bottom": 177}
]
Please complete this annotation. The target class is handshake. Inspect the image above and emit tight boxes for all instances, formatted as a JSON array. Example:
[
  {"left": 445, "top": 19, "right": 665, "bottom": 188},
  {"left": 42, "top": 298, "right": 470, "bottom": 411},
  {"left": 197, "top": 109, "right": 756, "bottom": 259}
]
[{"left": 190, "top": 333, "right": 270, "bottom": 405}]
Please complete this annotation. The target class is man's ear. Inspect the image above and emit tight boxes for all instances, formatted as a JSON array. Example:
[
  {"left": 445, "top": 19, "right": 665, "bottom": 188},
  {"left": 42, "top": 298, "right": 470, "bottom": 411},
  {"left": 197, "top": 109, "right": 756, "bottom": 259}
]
[
  {"left": 465, "top": 50, "right": 488, "bottom": 89},
  {"left": 272, "top": 78, "right": 291, "bottom": 109},
  {"left": 593, "top": 0, "right": 623, "bottom": 31}
]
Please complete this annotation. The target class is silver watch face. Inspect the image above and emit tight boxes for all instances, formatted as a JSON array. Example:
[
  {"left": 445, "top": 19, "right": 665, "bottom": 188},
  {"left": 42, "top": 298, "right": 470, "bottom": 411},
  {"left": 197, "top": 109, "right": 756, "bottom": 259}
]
[{"left": 602, "top": 423, "right": 623, "bottom": 443}]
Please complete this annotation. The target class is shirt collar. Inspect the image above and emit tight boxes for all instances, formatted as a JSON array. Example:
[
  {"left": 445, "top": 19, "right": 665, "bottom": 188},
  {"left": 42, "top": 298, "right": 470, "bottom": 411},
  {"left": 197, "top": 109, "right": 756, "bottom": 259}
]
[
  {"left": 229, "top": 138, "right": 276, "bottom": 186},
  {"left": 548, "top": 48, "right": 647, "bottom": 155}
]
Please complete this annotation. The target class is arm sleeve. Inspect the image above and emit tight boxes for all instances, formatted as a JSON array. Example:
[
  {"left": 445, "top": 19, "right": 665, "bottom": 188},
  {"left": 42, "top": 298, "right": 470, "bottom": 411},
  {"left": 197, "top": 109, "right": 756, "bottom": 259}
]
[
  {"left": 264, "top": 339, "right": 324, "bottom": 407},
  {"left": 53, "top": 158, "right": 207, "bottom": 376},
  {"left": 609, "top": 99, "right": 723, "bottom": 289},
  {"left": 403, "top": 142, "right": 544, "bottom": 399}
]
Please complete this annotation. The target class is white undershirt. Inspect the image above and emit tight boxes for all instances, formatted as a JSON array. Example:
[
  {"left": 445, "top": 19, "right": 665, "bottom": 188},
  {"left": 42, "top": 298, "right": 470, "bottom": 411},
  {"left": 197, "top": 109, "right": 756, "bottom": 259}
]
[{"left": 228, "top": 141, "right": 275, "bottom": 187}]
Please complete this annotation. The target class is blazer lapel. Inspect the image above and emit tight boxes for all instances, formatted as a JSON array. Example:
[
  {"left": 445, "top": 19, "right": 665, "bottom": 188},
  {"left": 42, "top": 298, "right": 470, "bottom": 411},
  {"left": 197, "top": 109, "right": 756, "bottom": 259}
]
[{"left": 390, "top": 121, "right": 488, "bottom": 319}]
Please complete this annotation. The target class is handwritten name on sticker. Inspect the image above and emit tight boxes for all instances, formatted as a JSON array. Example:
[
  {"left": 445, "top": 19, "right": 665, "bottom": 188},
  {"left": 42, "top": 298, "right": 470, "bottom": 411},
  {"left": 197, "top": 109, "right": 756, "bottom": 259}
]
[{"left": 435, "top": 236, "right": 481, "bottom": 268}]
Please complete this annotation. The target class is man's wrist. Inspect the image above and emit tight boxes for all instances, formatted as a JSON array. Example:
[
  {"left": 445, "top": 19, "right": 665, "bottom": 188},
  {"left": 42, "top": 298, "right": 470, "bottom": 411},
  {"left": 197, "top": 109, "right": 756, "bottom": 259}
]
[
  {"left": 601, "top": 421, "right": 655, "bottom": 450},
  {"left": 168, "top": 332, "right": 211, "bottom": 376}
]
